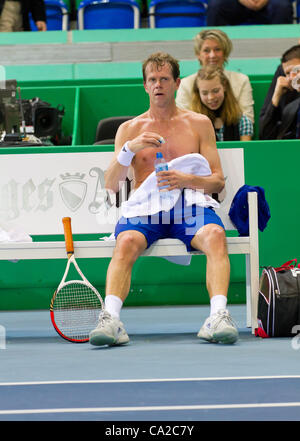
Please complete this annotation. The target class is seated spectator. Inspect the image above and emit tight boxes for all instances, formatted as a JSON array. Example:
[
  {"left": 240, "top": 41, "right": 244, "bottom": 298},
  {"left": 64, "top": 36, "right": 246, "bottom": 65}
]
[
  {"left": 0, "top": 0, "right": 47, "bottom": 32},
  {"left": 191, "top": 66, "right": 253, "bottom": 141},
  {"left": 259, "top": 45, "right": 300, "bottom": 139},
  {"left": 206, "top": 0, "right": 293, "bottom": 26},
  {"left": 176, "top": 29, "right": 254, "bottom": 122}
]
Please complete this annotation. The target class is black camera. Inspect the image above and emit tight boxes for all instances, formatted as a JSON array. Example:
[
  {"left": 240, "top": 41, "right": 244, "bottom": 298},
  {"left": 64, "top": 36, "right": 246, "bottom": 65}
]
[
  {"left": 22, "top": 97, "right": 65, "bottom": 141},
  {"left": 0, "top": 80, "right": 68, "bottom": 146}
]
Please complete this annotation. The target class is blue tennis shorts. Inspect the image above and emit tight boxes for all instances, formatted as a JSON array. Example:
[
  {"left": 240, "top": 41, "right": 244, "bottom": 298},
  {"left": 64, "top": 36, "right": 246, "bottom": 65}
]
[{"left": 115, "top": 193, "right": 224, "bottom": 251}]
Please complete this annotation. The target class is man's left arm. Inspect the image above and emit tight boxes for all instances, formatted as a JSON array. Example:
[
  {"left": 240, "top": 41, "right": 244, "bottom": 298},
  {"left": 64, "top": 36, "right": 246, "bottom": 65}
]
[
  {"left": 30, "top": 0, "right": 47, "bottom": 31},
  {"left": 157, "top": 117, "right": 225, "bottom": 194}
]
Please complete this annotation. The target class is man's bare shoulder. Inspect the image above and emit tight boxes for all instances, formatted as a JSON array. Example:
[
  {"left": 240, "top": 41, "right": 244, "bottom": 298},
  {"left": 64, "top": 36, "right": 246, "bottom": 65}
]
[
  {"left": 177, "top": 107, "right": 211, "bottom": 124},
  {"left": 120, "top": 113, "right": 149, "bottom": 128}
]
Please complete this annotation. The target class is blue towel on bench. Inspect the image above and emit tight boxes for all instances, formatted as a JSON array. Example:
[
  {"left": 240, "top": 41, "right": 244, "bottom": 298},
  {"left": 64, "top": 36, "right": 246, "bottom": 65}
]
[{"left": 229, "top": 185, "right": 271, "bottom": 237}]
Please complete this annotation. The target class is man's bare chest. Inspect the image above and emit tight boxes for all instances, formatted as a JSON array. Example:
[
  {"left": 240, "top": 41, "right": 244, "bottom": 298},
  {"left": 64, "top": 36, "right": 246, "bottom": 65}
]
[{"left": 137, "top": 121, "right": 199, "bottom": 160}]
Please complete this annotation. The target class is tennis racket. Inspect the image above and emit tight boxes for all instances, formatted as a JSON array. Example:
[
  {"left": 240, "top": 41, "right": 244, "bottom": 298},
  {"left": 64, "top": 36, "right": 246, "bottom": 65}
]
[{"left": 50, "top": 217, "right": 104, "bottom": 343}]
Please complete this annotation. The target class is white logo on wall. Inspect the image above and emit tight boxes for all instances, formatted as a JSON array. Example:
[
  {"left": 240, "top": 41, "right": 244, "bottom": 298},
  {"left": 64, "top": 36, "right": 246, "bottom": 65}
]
[
  {"left": 0, "top": 152, "right": 118, "bottom": 234},
  {"left": 59, "top": 172, "right": 87, "bottom": 212},
  {"left": 0, "top": 149, "right": 244, "bottom": 234},
  {"left": 0, "top": 167, "right": 112, "bottom": 220}
]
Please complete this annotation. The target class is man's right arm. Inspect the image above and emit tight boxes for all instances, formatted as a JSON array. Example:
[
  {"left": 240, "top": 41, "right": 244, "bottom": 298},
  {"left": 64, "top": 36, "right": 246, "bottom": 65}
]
[
  {"left": 105, "top": 123, "right": 164, "bottom": 193},
  {"left": 272, "top": 75, "right": 291, "bottom": 107},
  {"left": 104, "top": 122, "right": 134, "bottom": 194}
]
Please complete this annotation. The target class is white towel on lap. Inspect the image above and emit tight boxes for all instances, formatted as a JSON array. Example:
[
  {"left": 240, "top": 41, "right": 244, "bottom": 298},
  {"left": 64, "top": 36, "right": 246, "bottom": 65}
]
[
  {"left": 121, "top": 153, "right": 219, "bottom": 218},
  {"left": 102, "top": 154, "right": 219, "bottom": 266}
]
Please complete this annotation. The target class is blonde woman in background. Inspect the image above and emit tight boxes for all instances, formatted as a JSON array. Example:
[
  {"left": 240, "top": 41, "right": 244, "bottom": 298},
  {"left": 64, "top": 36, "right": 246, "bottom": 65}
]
[
  {"left": 192, "top": 66, "right": 253, "bottom": 141},
  {"left": 176, "top": 29, "right": 254, "bottom": 123}
]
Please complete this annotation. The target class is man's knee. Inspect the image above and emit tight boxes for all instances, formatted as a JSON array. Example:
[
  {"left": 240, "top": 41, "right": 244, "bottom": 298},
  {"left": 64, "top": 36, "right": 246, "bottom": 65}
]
[
  {"left": 114, "top": 231, "right": 147, "bottom": 263},
  {"left": 192, "top": 224, "right": 227, "bottom": 254},
  {"left": 206, "top": 224, "right": 226, "bottom": 247}
]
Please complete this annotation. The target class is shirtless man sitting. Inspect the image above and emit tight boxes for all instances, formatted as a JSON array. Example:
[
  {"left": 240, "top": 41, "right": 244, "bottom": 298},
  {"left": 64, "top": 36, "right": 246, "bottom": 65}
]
[{"left": 89, "top": 52, "right": 239, "bottom": 346}]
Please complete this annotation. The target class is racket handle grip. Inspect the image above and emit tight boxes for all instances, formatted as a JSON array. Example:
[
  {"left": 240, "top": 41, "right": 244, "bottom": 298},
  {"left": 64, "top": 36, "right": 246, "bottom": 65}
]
[{"left": 62, "top": 217, "right": 74, "bottom": 256}]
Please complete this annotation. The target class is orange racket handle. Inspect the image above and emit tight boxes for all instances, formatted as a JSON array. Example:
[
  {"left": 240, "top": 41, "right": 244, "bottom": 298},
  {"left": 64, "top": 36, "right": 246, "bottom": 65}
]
[{"left": 62, "top": 217, "right": 74, "bottom": 257}]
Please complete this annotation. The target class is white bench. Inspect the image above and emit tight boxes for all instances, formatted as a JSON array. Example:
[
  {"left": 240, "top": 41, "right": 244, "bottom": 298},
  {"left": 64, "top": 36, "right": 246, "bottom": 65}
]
[{"left": 0, "top": 148, "right": 259, "bottom": 333}]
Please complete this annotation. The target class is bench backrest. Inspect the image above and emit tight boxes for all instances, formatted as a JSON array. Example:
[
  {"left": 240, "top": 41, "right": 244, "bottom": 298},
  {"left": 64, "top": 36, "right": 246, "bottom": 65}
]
[{"left": 0, "top": 148, "right": 244, "bottom": 235}]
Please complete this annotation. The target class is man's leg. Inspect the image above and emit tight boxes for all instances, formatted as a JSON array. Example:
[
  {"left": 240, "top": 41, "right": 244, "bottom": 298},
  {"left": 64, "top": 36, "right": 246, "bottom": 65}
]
[
  {"left": 190, "top": 223, "right": 238, "bottom": 344},
  {"left": 0, "top": 1, "right": 23, "bottom": 32},
  {"left": 191, "top": 223, "right": 230, "bottom": 301},
  {"left": 206, "top": 0, "right": 248, "bottom": 26},
  {"left": 264, "top": 0, "right": 293, "bottom": 24},
  {"left": 105, "top": 230, "right": 147, "bottom": 303},
  {"left": 89, "top": 230, "right": 147, "bottom": 346}
]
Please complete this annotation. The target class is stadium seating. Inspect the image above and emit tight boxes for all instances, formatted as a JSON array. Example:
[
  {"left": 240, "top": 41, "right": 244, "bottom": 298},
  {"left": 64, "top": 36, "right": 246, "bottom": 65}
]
[
  {"left": 94, "top": 116, "right": 134, "bottom": 144},
  {"left": 148, "top": 0, "right": 208, "bottom": 28},
  {"left": 28, "top": 0, "right": 300, "bottom": 30},
  {"left": 30, "top": 0, "right": 69, "bottom": 31},
  {"left": 77, "top": 0, "right": 141, "bottom": 29}
]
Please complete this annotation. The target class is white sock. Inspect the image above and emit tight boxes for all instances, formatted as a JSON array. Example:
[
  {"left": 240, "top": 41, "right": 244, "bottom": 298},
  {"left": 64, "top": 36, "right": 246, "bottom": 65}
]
[
  {"left": 105, "top": 295, "right": 123, "bottom": 319},
  {"left": 210, "top": 295, "right": 227, "bottom": 316}
]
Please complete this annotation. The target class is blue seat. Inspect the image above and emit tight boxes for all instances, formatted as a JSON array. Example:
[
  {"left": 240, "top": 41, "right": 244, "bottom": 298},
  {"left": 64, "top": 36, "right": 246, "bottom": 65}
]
[
  {"left": 148, "top": 0, "right": 208, "bottom": 28},
  {"left": 30, "top": 0, "right": 69, "bottom": 31},
  {"left": 77, "top": 0, "right": 141, "bottom": 29}
]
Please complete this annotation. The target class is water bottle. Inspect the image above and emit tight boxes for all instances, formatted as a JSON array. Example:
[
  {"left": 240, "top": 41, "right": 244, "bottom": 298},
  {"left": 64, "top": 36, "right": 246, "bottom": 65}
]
[{"left": 154, "top": 152, "right": 170, "bottom": 197}]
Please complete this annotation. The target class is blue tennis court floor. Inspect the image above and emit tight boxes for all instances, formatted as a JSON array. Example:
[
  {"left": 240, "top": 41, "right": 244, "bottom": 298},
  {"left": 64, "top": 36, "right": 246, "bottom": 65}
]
[{"left": 0, "top": 304, "right": 299, "bottom": 423}]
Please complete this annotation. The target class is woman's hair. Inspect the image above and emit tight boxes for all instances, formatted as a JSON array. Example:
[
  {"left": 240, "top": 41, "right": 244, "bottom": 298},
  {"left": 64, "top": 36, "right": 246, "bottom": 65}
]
[
  {"left": 194, "top": 29, "right": 232, "bottom": 65},
  {"left": 142, "top": 52, "right": 180, "bottom": 81},
  {"left": 191, "top": 66, "right": 242, "bottom": 126}
]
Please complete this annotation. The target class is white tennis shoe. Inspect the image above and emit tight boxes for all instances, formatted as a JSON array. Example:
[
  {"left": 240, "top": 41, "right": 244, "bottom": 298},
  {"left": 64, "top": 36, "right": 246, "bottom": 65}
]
[
  {"left": 89, "top": 310, "right": 129, "bottom": 346},
  {"left": 197, "top": 309, "right": 239, "bottom": 344}
]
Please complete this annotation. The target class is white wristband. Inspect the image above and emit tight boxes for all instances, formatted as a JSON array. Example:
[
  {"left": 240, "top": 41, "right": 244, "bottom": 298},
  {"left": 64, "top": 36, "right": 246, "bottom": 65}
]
[{"left": 117, "top": 142, "right": 135, "bottom": 167}]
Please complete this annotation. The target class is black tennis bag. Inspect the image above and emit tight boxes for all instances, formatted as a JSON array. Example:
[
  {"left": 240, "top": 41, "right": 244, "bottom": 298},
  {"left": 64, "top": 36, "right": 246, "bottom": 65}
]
[{"left": 255, "top": 259, "right": 300, "bottom": 338}]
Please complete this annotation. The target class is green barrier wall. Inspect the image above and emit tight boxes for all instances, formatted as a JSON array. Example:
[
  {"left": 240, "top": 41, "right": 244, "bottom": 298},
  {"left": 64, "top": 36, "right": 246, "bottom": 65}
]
[
  {"left": 2, "top": 24, "right": 292, "bottom": 87},
  {"left": 0, "top": 24, "right": 296, "bottom": 46},
  {"left": 70, "top": 24, "right": 300, "bottom": 43},
  {"left": 4, "top": 58, "right": 278, "bottom": 88},
  {"left": 17, "top": 80, "right": 271, "bottom": 145},
  {"left": 0, "top": 139, "right": 299, "bottom": 310}
]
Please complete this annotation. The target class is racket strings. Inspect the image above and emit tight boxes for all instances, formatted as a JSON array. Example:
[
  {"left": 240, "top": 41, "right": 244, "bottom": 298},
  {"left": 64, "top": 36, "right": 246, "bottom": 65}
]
[{"left": 53, "top": 282, "right": 102, "bottom": 340}]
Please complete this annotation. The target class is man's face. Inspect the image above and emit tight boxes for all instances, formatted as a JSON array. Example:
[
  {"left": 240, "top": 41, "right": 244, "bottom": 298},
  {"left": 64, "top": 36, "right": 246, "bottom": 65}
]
[
  {"left": 144, "top": 62, "right": 180, "bottom": 105},
  {"left": 282, "top": 57, "right": 300, "bottom": 82}
]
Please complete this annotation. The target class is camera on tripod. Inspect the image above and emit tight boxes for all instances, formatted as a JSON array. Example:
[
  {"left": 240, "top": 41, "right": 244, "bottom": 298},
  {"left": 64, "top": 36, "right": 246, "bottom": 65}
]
[
  {"left": 22, "top": 97, "right": 65, "bottom": 140},
  {"left": 0, "top": 79, "right": 67, "bottom": 145}
]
